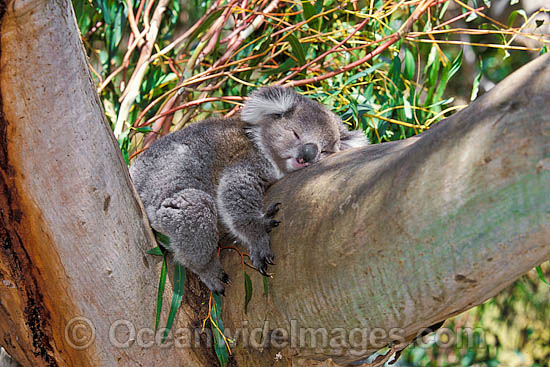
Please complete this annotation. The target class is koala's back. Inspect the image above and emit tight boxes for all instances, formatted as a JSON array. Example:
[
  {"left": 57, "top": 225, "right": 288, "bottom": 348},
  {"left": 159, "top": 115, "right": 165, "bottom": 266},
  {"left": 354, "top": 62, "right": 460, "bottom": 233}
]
[{"left": 130, "top": 117, "right": 255, "bottom": 220}]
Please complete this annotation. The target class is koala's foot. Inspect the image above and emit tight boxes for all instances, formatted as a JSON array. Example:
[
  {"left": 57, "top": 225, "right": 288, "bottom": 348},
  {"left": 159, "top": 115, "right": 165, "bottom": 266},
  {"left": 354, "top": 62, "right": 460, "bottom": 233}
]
[
  {"left": 153, "top": 188, "right": 229, "bottom": 294},
  {"left": 196, "top": 257, "right": 230, "bottom": 295}
]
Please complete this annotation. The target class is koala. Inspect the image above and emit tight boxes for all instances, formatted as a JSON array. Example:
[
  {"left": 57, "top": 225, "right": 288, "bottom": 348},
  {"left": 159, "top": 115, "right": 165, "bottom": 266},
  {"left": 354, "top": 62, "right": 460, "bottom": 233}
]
[{"left": 130, "top": 86, "right": 368, "bottom": 294}]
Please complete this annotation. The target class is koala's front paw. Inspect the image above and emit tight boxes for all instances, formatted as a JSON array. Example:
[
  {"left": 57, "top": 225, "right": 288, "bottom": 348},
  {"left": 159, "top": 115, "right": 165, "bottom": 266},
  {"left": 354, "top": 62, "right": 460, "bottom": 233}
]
[{"left": 250, "top": 244, "right": 275, "bottom": 277}]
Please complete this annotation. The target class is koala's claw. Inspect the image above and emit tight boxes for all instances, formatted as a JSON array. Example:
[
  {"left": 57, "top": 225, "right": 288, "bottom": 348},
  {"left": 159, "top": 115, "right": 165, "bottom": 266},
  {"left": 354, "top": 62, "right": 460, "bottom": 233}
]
[
  {"left": 265, "top": 202, "right": 281, "bottom": 218},
  {"left": 258, "top": 264, "right": 269, "bottom": 277},
  {"left": 266, "top": 219, "right": 281, "bottom": 233},
  {"left": 265, "top": 255, "right": 275, "bottom": 265},
  {"left": 221, "top": 272, "right": 231, "bottom": 285}
]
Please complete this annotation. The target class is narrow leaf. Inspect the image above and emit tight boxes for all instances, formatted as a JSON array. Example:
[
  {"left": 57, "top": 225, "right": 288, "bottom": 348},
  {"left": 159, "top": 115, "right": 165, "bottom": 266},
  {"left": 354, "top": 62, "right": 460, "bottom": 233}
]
[
  {"left": 403, "top": 48, "right": 415, "bottom": 80},
  {"left": 343, "top": 63, "right": 384, "bottom": 87},
  {"left": 470, "top": 59, "right": 483, "bottom": 101},
  {"left": 244, "top": 271, "right": 253, "bottom": 314},
  {"left": 508, "top": 9, "right": 527, "bottom": 27},
  {"left": 211, "top": 293, "right": 229, "bottom": 366},
  {"left": 262, "top": 59, "right": 296, "bottom": 76},
  {"left": 155, "top": 255, "right": 168, "bottom": 330},
  {"left": 154, "top": 230, "right": 171, "bottom": 248},
  {"left": 404, "top": 97, "right": 413, "bottom": 119},
  {"left": 287, "top": 34, "right": 306, "bottom": 66},
  {"left": 536, "top": 265, "right": 549, "bottom": 286},
  {"left": 147, "top": 246, "right": 164, "bottom": 256},
  {"left": 162, "top": 264, "right": 186, "bottom": 343}
]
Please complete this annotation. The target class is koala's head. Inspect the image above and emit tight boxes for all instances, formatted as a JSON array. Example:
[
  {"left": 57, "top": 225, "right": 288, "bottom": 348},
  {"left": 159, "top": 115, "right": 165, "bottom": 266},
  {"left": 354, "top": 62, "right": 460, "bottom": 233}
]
[{"left": 241, "top": 86, "right": 368, "bottom": 176}]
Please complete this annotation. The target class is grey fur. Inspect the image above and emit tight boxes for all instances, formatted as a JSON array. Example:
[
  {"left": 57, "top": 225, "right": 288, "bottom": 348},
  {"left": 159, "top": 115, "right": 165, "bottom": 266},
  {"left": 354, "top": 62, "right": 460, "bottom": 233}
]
[{"left": 130, "top": 86, "right": 369, "bottom": 293}]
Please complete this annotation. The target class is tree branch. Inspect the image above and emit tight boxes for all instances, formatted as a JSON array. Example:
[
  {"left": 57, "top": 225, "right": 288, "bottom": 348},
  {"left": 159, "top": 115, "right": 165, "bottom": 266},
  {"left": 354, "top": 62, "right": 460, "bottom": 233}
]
[{"left": 222, "top": 53, "right": 550, "bottom": 365}]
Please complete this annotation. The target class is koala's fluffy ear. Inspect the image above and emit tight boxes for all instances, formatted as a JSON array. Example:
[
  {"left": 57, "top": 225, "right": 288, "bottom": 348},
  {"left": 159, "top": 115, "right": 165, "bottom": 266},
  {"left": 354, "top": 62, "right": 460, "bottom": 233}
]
[
  {"left": 241, "top": 86, "right": 299, "bottom": 124},
  {"left": 339, "top": 123, "right": 369, "bottom": 150}
]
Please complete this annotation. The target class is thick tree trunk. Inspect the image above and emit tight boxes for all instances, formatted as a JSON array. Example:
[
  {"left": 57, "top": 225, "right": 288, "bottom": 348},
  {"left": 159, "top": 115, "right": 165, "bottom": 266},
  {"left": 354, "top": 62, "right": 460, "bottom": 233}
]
[
  {"left": 0, "top": 0, "right": 548, "bottom": 366},
  {"left": 0, "top": 1, "right": 216, "bottom": 366}
]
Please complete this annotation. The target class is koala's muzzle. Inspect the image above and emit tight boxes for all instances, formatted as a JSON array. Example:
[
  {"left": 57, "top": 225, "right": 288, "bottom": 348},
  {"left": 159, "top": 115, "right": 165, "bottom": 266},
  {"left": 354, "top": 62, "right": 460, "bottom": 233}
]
[{"left": 297, "top": 143, "right": 318, "bottom": 165}]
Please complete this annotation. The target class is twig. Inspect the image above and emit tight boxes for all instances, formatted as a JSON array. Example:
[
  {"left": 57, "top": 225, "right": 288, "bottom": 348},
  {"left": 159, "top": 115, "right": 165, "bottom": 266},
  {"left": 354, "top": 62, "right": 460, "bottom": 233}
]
[
  {"left": 114, "top": 0, "right": 170, "bottom": 138},
  {"left": 276, "top": 17, "right": 371, "bottom": 84},
  {"left": 284, "top": 0, "right": 441, "bottom": 87}
]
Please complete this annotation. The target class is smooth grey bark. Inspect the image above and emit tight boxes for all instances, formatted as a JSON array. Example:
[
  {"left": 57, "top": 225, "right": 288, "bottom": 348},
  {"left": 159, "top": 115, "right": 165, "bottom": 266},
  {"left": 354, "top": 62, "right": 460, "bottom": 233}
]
[{"left": 222, "top": 53, "right": 550, "bottom": 365}]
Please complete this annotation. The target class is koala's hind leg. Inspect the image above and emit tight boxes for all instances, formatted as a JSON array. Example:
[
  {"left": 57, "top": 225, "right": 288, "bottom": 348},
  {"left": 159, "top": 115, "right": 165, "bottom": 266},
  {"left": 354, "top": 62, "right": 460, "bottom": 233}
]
[{"left": 153, "top": 188, "right": 229, "bottom": 294}]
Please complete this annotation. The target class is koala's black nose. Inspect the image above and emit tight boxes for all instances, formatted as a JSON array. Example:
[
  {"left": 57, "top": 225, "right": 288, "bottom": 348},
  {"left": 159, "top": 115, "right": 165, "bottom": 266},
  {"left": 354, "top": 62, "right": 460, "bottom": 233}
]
[{"left": 299, "top": 143, "right": 318, "bottom": 163}]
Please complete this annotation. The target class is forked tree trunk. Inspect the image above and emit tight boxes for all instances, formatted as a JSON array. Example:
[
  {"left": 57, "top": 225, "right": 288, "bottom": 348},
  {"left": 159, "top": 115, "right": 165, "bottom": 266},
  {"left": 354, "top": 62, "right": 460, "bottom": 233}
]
[
  {"left": 0, "top": 1, "right": 217, "bottom": 366},
  {"left": 0, "top": 0, "right": 549, "bottom": 366}
]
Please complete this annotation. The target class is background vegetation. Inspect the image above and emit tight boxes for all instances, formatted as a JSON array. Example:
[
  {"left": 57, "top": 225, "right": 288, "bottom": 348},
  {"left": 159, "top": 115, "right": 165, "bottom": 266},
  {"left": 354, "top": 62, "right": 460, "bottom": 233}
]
[{"left": 72, "top": 0, "right": 550, "bottom": 365}]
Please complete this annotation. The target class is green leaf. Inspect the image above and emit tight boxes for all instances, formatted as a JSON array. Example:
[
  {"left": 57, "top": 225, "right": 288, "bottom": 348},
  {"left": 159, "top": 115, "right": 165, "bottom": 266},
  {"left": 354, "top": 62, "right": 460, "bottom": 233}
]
[
  {"left": 465, "top": 11, "right": 478, "bottom": 22},
  {"left": 154, "top": 73, "right": 178, "bottom": 88},
  {"left": 541, "top": 44, "right": 549, "bottom": 55},
  {"left": 111, "top": 4, "right": 126, "bottom": 49},
  {"left": 343, "top": 63, "right": 384, "bottom": 87},
  {"left": 403, "top": 48, "right": 415, "bottom": 80},
  {"left": 509, "top": 0, "right": 519, "bottom": 4},
  {"left": 147, "top": 246, "right": 164, "bottom": 256},
  {"left": 435, "top": 49, "right": 463, "bottom": 102},
  {"left": 262, "top": 58, "right": 296, "bottom": 76},
  {"left": 244, "top": 271, "right": 253, "bottom": 314},
  {"left": 154, "top": 230, "right": 171, "bottom": 248},
  {"left": 508, "top": 9, "right": 527, "bottom": 27},
  {"left": 162, "top": 264, "right": 186, "bottom": 343},
  {"left": 424, "top": 45, "right": 437, "bottom": 73},
  {"left": 155, "top": 255, "right": 167, "bottom": 330},
  {"left": 94, "top": 0, "right": 112, "bottom": 24},
  {"left": 263, "top": 275, "right": 269, "bottom": 297},
  {"left": 302, "top": 0, "right": 319, "bottom": 29},
  {"left": 470, "top": 59, "right": 483, "bottom": 101},
  {"left": 287, "top": 34, "right": 306, "bottom": 66},
  {"left": 179, "top": 8, "right": 224, "bottom": 53},
  {"left": 211, "top": 293, "right": 229, "bottom": 367},
  {"left": 439, "top": 1, "right": 450, "bottom": 19},
  {"left": 461, "top": 349, "right": 475, "bottom": 366},
  {"left": 448, "top": 49, "right": 463, "bottom": 80},
  {"left": 133, "top": 126, "right": 154, "bottom": 133},
  {"left": 536, "top": 265, "right": 549, "bottom": 286}
]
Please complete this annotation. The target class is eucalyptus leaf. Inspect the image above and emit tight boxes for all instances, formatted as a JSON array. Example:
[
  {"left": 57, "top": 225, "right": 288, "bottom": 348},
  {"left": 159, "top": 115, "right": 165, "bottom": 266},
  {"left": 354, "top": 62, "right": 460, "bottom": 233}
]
[
  {"left": 287, "top": 34, "right": 306, "bottom": 66},
  {"left": 244, "top": 271, "right": 253, "bottom": 313},
  {"left": 536, "top": 265, "right": 549, "bottom": 286},
  {"left": 155, "top": 255, "right": 167, "bottom": 330},
  {"left": 161, "top": 264, "right": 186, "bottom": 343}
]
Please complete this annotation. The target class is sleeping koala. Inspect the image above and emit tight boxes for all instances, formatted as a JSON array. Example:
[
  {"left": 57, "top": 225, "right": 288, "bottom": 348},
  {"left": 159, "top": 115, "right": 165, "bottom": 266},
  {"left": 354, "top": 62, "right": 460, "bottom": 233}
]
[{"left": 130, "top": 86, "right": 368, "bottom": 294}]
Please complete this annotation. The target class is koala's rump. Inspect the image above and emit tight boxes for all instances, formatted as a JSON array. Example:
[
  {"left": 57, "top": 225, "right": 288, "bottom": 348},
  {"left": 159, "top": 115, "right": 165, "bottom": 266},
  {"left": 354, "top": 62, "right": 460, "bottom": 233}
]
[{"left": 130, "top": 118, "right": 255, "bottom": 221}]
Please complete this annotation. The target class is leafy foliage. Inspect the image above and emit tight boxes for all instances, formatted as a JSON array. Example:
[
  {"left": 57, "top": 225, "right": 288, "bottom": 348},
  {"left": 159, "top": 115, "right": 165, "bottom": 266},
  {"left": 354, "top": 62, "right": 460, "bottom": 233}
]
[{"left": 74, "top": 0, "right": 549, "bottom": 159}]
